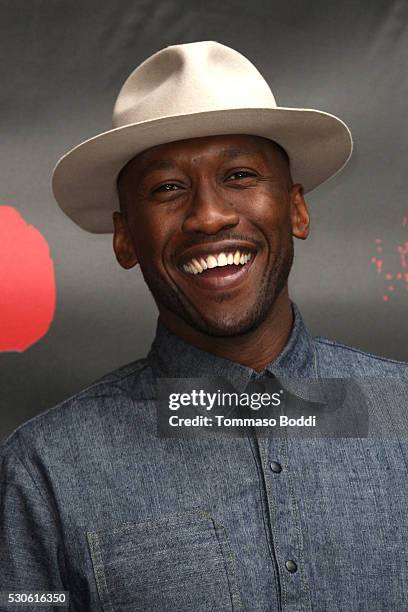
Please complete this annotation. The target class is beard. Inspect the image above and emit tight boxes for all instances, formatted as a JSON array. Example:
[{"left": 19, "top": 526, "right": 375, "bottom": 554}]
[{"left": 139, "top": 235, "right": 294, "bottom": 338}]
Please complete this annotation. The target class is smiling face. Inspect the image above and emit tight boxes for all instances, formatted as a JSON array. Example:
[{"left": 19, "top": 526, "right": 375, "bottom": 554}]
[{"left": 113, "top": 134, "right": 309, "bottom": 338}]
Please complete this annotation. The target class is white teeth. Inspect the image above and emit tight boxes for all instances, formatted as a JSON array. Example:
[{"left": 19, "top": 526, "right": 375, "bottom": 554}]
[
  {"left": 192, "top": 258, "right": 203, "bottom": 273},
  {"left": 182, "top": 250, "right": 254, "bottom": 274},
  {"left": 207, "top": 255, "right": 218, "bottom": 269},
  {"left": 217, "top": 253, "right": 228, "bottom": 266}
]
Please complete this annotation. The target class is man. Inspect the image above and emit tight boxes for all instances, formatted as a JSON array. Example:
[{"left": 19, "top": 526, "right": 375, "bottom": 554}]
[{"left": 1, "top": 41, "right": 407, "bottom": 611}]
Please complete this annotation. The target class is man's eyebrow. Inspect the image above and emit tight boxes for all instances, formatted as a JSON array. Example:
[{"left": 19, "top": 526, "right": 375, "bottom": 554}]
[
  {"left": 218, "top": 147, "right": 257, "bottom": 160},
  {"left": 139, "top": 159, "right": 177, "bottom": 176},
  {"left": 139, "top": 147, "right": 257, "bottom": 176}
]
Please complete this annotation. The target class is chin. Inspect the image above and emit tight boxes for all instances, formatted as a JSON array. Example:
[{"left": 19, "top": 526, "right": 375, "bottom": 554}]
[
  {"left": 192, "top": 307, "right": 270, "bottom": 338},
  {"left": 147, "top": 263, "right": 289, "bottom": 338}
]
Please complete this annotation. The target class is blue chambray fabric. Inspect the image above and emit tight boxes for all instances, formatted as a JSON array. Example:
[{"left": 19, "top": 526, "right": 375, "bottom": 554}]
[{"left": 1, "top": 302, "right": 408, "bottom": 612}]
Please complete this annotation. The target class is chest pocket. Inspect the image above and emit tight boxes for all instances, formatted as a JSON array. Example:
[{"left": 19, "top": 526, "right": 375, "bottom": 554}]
[{"left": 87, "top": 509, "right": 244, "bottom": 612}]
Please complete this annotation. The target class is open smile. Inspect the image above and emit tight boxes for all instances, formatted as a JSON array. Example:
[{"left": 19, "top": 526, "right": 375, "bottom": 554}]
[{"left": 176, "top": 242, "right": 258, "bottom": 290}]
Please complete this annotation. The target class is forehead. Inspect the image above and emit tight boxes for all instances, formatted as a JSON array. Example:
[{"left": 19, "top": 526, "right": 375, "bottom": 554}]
[{"left": 121, "top": 134, "right": 288, "bottom": 179}]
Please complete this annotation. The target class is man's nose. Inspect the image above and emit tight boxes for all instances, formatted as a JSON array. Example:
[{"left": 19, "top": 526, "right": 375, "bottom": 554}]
[{"left": 181, "top": 181, "right": 239, "bottom": 235}]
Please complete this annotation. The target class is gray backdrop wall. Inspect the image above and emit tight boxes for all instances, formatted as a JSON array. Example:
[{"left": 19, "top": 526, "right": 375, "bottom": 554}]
[{"left": 1, "top": 0, "right": 407, "bottom": 440}]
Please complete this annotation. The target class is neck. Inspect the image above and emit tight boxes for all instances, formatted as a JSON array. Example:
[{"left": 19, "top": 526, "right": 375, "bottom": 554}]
[{"left": 157, "top": 288, "right": 294, "bottom": 372}]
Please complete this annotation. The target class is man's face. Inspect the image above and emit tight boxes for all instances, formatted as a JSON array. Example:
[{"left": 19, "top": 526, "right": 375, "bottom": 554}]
[{"left": 113, "top": 134, "right": 309, "bottom": 337}]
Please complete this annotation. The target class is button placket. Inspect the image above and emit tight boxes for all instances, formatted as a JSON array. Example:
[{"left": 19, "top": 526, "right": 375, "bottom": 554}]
[{"left": 262, "top": 431, "right": 312, "bottom": 612}]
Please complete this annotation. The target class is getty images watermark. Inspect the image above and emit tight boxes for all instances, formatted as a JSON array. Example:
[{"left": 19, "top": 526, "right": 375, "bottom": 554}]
[{"left": 156, "top": 377, "right": 371, "bottom": 438}]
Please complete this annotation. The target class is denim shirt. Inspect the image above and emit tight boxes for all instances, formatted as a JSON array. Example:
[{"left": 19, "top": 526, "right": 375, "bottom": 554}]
[{"left": 1, "top": 303, "right": 408, "bottom": 612}]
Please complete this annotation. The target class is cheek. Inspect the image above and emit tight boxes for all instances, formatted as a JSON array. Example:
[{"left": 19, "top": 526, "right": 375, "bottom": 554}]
[
  {"left": 237, "top": 184, "right": 287, "bottom": 215},
  {"left": 129, "top": 210, "right": 176, "bottom": 268},
  {"left": 242, "top": 192, "right": 291, "bottom": 235}
]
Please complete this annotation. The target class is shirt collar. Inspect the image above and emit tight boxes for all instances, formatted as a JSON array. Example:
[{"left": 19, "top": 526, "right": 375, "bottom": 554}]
[{"left": 147, "top": 302, "right": 322, "bottom": 401}]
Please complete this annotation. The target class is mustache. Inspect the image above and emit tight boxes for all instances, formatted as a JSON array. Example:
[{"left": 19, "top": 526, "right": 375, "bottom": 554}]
[{"left": 174, "top": 231, "right": 264, "bottom": 254}]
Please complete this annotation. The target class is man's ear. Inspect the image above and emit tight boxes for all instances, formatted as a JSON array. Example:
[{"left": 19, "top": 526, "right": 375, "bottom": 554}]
[
  {"left": 112, "top": 211, "right": 139, "bottom": 269},
  {"left": 290, "top": 184, "right": 310, "bottom": 240}
]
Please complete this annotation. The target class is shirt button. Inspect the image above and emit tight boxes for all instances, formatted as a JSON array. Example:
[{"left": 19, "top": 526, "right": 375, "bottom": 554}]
[
  {"left": 270, "top": 461, "right": 282, "bottom": 473},
  {"left": 285, "top": 560, "right": 298, "bottom": 573}
]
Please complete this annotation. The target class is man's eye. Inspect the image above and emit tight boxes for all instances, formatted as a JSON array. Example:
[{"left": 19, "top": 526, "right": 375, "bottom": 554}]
[
  {"left": 227, "top": 170, "right": 256, "bottom": 180},
  {"left": 154, "top": 183, "right": 182, "bottom": 193}
]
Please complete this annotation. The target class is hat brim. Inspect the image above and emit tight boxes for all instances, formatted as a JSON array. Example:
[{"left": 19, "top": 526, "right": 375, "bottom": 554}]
[{"left": 52, "top": 107, "right": 352, "bottom": 233}]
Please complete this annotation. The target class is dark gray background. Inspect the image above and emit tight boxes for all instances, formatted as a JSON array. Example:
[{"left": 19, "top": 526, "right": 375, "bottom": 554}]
[{"left": 1, "top": 0, "right": 407, "bottom": 440}]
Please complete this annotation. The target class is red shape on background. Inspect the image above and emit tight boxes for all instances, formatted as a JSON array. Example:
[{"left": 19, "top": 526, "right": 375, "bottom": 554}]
[
  {"left": 370, "top": 215, "right": 408, "bottom": 301},
  {"left": 0, "top": 206, "right": 56, "bottom": 352}
]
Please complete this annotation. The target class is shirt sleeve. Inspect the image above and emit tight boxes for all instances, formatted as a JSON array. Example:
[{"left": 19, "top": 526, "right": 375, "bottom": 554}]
[{"left": 0, "top": 436, "right": 68, "bottom": 598}]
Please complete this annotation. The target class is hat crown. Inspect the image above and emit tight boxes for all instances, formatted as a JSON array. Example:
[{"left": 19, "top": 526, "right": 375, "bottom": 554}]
[{"left": 112, "top": 41, "right": 277, "bottom": 128}]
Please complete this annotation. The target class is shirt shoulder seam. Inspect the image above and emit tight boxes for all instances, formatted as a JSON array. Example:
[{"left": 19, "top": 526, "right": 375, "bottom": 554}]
[{"left": 2, "top": 437, "right": 60, "bottom": 523}]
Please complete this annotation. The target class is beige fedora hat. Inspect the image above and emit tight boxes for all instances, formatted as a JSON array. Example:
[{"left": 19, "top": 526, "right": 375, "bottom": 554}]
[{"left": 52, "top": 40, "right": 353, "bottom": 233}]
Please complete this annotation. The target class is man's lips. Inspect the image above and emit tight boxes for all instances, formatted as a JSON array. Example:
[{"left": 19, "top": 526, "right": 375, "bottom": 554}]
[
  {"left": 174, "top": 240, "right": 258, "bottom": 291},
  {"left": 182, "top": 255, "right": 256, "bottom": 289},
  {"left": 176, "top": 240, "right": 258, "bottom": 267}
]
